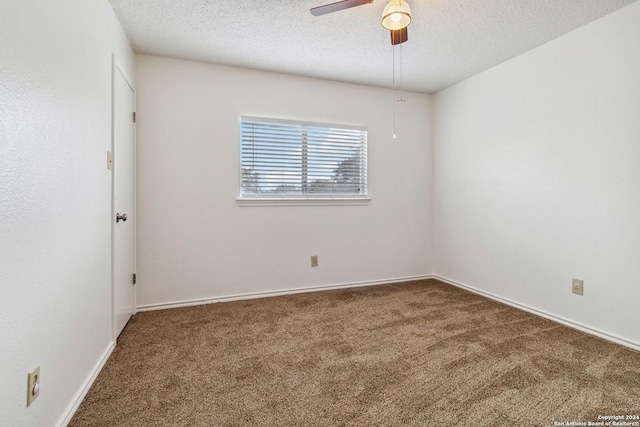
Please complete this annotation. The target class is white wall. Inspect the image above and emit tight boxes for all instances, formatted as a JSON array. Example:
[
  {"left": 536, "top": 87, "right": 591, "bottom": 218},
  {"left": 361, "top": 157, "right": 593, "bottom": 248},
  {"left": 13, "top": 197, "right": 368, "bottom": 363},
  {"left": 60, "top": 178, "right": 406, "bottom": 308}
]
[
  {"left": 433, "top": 2, "right": 640, "bottom": 347},
  {"left": 0, "top": 1, "right": 134, "bottom": 426},
  {"left": 135, "top": 55, "right": 432, "bottom": 308}
]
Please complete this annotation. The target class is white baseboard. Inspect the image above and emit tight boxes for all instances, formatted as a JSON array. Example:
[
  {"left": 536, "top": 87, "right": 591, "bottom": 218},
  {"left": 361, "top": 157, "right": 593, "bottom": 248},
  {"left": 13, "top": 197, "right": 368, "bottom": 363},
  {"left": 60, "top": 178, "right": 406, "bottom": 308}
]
[
  {"left": 136, "top": 274, "right": 435, "bottom": 312},
  {"left": 57, "top": 341, "right": 116, "bottom": 427},
  {"left": 433, "top": 274, "right": 640, "bottom": 352}
]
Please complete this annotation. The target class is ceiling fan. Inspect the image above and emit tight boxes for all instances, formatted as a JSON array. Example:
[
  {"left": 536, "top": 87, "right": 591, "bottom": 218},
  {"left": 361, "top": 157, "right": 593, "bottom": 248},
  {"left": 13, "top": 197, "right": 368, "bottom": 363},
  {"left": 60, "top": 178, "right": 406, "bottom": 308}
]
[{"left": 310, "top": 0, "right": 412, "bottom": 45}]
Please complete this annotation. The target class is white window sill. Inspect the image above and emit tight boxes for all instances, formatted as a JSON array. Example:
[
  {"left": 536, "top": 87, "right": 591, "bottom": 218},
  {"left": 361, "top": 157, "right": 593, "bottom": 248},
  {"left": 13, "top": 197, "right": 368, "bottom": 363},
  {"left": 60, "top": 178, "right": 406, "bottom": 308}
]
[{"left": 236, "top": 197, "right": 371, "bottom": 207}]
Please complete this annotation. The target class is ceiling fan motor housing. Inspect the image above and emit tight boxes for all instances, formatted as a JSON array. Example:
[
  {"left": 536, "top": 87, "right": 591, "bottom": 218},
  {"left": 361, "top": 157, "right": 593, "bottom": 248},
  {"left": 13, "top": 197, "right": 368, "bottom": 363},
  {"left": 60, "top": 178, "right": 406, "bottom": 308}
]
[{"left": 390, "top": 27, "right": 408, "bottom": 45}]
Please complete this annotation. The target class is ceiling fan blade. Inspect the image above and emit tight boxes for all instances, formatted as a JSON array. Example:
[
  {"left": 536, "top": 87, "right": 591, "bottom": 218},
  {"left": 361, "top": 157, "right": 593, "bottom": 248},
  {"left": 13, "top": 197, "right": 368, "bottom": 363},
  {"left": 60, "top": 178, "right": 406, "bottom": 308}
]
[{"left": 310, "top": 0, "right": 374, "bottom": 17}]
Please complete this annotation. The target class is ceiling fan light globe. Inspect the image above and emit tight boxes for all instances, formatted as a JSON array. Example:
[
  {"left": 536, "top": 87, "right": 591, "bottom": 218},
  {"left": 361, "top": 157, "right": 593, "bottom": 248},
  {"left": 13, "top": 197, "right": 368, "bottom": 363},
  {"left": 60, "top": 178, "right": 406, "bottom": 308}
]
[{"left": 381, "top": 0, "right": 411, "bottom": 30}]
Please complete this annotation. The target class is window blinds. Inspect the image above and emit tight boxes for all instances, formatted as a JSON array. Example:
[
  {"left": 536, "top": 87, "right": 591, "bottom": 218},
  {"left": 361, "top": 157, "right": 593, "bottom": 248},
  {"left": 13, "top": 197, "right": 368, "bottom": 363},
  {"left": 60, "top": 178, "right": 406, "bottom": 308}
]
[{"left": 240, "top": 116, "right": 368, "bottom": 199}]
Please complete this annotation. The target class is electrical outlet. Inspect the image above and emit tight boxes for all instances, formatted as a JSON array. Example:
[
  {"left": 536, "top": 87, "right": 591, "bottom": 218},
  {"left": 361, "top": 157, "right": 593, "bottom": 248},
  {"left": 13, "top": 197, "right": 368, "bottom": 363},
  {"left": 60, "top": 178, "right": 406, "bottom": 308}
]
[
  {"left": 26, "top": 366, "right": 40, "bottom": 407},
  {"left": 572, "top": 279, "right": 584, "bottom": 296},
  {"left": 311, "top": 255, "right": 319, "bottom": 267}
]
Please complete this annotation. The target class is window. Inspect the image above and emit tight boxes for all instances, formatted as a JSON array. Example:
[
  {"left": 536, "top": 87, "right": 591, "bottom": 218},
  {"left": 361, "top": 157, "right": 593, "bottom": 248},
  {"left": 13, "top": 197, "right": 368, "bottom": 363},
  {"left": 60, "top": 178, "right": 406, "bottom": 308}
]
[{"left": 239, "top": 116, "right": 368, "bottom": 205}]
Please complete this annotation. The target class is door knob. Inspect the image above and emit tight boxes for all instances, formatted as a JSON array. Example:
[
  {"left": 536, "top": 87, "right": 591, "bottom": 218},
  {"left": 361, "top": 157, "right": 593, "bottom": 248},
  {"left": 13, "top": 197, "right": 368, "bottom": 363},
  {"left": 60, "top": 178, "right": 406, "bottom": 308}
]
[{"left": 116, "top": 213, "right": 128, "bottom": 223}]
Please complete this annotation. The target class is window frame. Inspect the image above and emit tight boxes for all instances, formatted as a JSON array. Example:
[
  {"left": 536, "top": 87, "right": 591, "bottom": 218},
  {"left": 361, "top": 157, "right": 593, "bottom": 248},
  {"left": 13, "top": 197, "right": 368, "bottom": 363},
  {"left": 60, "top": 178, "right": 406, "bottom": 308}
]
[{"left": 237, "top": 116, "right": 370, "bottom": 206}]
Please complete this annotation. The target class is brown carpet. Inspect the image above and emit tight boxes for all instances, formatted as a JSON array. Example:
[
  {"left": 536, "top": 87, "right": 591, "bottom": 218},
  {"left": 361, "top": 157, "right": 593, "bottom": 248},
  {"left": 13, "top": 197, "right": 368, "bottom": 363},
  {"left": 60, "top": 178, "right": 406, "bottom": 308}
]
[{"left": 70, "top": 279, "right": 640, "bottom": 426}]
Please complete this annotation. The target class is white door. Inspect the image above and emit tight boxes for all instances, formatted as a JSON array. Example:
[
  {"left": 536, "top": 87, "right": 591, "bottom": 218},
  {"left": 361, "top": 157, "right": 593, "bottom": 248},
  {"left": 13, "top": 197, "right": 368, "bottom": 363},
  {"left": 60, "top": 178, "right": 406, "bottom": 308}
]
[{"left": 113, "top": 62, "right": 136, "bottom": 338}]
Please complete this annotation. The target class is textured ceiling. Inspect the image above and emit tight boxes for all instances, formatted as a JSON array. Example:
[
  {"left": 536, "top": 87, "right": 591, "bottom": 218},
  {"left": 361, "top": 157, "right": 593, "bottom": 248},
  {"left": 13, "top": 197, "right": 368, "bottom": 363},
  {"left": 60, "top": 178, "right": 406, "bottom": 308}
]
[{"left": 108, "top": 0, "right": 637, "bottom": 93}]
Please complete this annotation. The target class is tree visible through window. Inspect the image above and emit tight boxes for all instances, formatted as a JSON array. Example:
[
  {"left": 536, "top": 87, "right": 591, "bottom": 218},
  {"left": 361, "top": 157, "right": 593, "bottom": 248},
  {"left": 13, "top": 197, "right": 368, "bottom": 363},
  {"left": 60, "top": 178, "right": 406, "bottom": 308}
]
[{"left": 240, "top": 117, "right": 368, "bottom": 199}]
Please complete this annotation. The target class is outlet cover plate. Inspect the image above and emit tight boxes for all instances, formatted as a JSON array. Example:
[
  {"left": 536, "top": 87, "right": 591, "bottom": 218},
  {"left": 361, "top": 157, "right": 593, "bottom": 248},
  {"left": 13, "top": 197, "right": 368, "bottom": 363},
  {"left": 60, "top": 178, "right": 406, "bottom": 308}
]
[
  {"left": 27, "top": 366, "right": 40, "bottom": 407},
  {"left": 572, "top": 279, "right": 584, "bottom": 296},
  {"left": 311, "top": 255, "right": 318, "bottom": 267}
]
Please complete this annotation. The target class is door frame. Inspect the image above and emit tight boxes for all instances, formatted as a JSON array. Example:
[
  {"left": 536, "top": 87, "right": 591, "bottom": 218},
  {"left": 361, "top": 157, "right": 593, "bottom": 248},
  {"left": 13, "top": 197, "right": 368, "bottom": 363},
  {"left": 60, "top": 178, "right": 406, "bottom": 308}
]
[{"left": 111, "top": 53, "right": 137, "bottom": 340}]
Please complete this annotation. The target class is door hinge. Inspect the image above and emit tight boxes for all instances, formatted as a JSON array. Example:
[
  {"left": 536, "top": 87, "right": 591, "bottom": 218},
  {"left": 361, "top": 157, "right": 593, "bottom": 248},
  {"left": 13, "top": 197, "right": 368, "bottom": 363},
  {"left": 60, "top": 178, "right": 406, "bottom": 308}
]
[
  {"left": 133, "top": 112, "right": 136, "bottom": 123},
  {"left": 132, "top": 273, "right": 137, "bottom": 285}
]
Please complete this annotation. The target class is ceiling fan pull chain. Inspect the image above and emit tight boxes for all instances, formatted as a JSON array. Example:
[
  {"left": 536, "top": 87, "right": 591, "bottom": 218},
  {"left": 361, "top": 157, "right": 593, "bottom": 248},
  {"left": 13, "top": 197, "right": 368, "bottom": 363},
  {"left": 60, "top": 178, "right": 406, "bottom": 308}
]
[
  {"left": 392, "top": 45, "right": 397, "bottom": 139},
  {"left": 398, "top": 43, "right": 407, "bottom": 102},
  {"left": 399, "top": 44, "right": 404, "bottom": 102}
]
